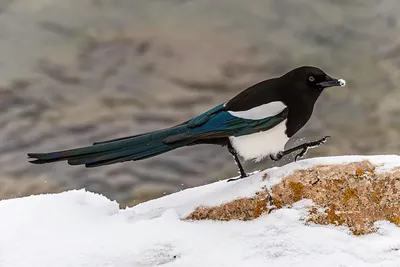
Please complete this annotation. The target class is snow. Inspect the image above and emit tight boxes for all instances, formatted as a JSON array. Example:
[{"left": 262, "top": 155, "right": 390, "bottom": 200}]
[{"left": 1, "top": 155, "right": 400, "bottom": 267}]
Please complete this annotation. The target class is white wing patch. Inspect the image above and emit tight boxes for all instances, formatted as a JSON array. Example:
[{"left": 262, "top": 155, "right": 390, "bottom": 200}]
[{"left": 228, "top": 101, "right": 287, "bottom": 120}]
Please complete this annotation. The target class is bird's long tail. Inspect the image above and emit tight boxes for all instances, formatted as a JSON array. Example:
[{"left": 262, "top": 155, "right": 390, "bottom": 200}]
[{"left": 27, "top": 125, "right": 193, "bottom": 167}]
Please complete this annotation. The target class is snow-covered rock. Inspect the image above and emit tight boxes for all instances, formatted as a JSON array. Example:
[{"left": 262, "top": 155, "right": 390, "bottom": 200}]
[{"left": 1, "top": 155, "right": 400, "bottom": 267}]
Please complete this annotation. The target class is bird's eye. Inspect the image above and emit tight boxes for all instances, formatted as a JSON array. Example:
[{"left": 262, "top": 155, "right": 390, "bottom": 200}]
[{"left": 308, "top": 76, "right": 315, "bottom": 82}]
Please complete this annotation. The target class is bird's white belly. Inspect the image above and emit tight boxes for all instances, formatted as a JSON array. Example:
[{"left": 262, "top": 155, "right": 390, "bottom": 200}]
[{"left": 229, "top": 119, "right": 289, "bottom": 162}]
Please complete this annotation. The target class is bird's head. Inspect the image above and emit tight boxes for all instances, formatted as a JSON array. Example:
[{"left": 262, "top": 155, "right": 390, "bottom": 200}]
[{"left": 280, "top": 66, "right": 346, "bottom": 103}]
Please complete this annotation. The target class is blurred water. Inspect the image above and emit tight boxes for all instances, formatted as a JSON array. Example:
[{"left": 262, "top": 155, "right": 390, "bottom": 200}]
[{"left": 1, "top": 0, "right": 400, "bottom": 204}]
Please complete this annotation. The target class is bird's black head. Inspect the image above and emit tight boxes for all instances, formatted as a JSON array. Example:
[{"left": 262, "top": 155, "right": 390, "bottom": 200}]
[{"left": 280, "top": 66, "right": 345, "bottom": 103}]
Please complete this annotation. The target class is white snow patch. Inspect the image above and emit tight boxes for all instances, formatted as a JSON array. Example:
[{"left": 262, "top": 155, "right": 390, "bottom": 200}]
[{"left": 0, "top": 155, "right": 400, "bottom": 267}]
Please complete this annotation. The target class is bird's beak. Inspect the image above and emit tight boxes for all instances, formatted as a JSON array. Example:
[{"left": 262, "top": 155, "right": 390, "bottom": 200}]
[{"left": 317, "top": 78, "right": 346, "bottom": 88}]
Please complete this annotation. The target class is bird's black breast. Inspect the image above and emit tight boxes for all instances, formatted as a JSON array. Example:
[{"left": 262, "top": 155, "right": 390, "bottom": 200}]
[
  {"left": 284, "top": 103, "right": 314, "bottom": 137},
  {"left": 224, "top": 78, "right": 315, "bottom": 138}
]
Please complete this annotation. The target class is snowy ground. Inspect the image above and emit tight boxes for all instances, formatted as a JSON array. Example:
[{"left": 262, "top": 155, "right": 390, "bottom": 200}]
[{"left": 1, "top": 156, "right": 400, "bottom": 267}]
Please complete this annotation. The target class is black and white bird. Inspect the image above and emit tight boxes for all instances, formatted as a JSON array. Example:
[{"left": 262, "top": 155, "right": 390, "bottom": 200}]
[{"left": 28, "top": 66, "right": 346, "bottom": 181}]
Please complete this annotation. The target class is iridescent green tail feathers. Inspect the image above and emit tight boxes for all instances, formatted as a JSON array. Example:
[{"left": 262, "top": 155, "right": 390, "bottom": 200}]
[
  {"left": 27, "top": 125, "right": 193, "bottom": 167},
  {"left": 27, "top": 103, "right": 287, "bottom": 167}
]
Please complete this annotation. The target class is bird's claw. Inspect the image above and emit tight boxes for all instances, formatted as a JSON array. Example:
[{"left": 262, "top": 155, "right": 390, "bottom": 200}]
[
  {"left": 294, "top": 136, "right": 331, "bottom": 162},
  {"left": 227, "top": 173, "right": 249, "bottom": 182},
  {"left": 294, "top": 147, "right": 308, "bottom": 162},
  {"left": 270, "top": 151, "right": 283, "bottom": 161},
  {"left": 319, "top": 135, "right": 330, "bottom": 144},
  {"left": 311, "top": 135, "right": 330, "bottom": 147}
]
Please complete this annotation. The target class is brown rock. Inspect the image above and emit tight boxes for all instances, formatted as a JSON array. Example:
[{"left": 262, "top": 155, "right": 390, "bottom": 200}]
[{"left": 186, "top": 160, "right": 400, "bottom": 235}]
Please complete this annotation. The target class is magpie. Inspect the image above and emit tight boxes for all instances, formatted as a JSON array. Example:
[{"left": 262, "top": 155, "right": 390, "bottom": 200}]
[{"left": 27, "top": 66, "right": 345, "bottom": 181}]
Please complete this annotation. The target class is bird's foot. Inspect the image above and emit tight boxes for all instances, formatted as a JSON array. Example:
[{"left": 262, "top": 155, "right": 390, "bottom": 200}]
[
  {"left": 294, "top": 147, "right": 308, "bottom": 162},
  {"left": 294, "top": 136, "right": 330, "bottom": 162},
  {"left": 227, "top": 173, "right": 249, "bottom": 182},
  {"left": 270, "top": 151, "right": 283, "bottom": 161}
]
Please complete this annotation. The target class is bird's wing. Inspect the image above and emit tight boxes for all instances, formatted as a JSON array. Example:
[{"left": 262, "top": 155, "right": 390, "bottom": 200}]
[{"left": 164, "top": 105, "right": 288, "bottom": 143}]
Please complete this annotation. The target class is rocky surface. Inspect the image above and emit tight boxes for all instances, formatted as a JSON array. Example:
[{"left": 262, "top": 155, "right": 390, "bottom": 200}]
[{"left": 1, "top": 0, "right": 400, "bottom": 205}]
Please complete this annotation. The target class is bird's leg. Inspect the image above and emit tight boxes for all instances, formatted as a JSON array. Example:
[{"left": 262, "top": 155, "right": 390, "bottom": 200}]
[
  {"left": 270, "top": 136, "right": 330, "bottom": 162},
  {"left": 227, "top": 142, "right": 248, "bottom": 182}
]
